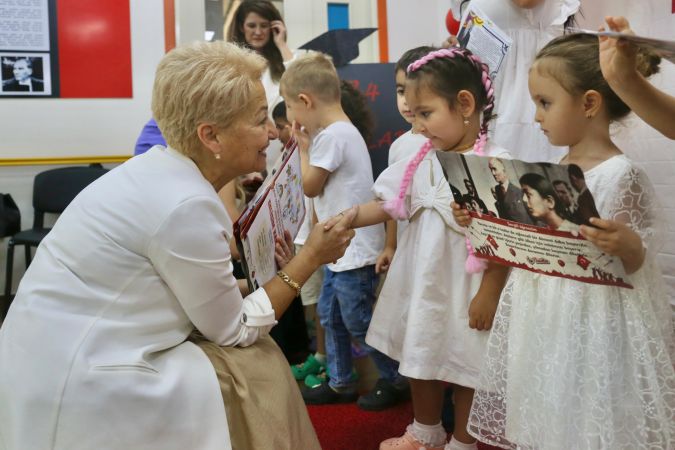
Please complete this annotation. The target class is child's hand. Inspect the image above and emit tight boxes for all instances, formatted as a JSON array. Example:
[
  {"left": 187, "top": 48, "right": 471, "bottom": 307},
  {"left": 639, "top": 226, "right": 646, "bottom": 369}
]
[
  {"left": 468, "top": 292, "right": 499, "bottom": 331},
  {"left": 291, "top": 120, "right": 311, "bottom": 153},
  {"left": 451, "top": 202, "right": 471, "bottom": 227},
  {"left": 375, "top": 247, "right": 395, "bottom": 273},
  {"left": 580, "top": 217, "right": 645, "bottom": 274},
  {"left": 599, "top": 16, "right": 639, "bottom": 86},
  {"left": 274, "top": 230, "right": 295, "bottom": 269}
]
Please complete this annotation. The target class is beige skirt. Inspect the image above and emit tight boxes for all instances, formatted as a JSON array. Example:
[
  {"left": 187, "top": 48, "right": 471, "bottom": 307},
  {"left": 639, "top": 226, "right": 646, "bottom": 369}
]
[{"left": 192, "top": 334, "right": 321, "bottom": 450}]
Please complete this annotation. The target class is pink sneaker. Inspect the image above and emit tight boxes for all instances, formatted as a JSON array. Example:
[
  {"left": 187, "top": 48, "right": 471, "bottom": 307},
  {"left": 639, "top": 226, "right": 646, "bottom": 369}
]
[{"left": 379, "top": 430, "right": 445, "bottom": 450}]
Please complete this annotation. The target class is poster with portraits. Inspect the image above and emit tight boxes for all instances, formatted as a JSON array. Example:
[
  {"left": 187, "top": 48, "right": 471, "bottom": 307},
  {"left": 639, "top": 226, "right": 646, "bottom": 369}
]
[{"left": 436, "top": 152, "right": 632, "bottom": 288}]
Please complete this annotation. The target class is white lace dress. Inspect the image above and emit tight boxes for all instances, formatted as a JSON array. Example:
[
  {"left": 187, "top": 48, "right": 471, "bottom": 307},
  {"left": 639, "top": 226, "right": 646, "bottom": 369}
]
[
  {"left": 366, "top": 144, "right": 509, "bottom": 386},
  {"left": 468, "top": 155, "right": 675, "bottom": 449},
  {"left": 451, "top": 0, "right": 579, "bottom": 163}
]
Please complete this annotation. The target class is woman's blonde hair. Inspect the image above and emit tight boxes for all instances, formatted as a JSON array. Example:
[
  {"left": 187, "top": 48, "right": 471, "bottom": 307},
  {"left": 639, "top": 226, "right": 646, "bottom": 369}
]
[{"left": 152, "top": 41, "right": 267, "bottom": 158}]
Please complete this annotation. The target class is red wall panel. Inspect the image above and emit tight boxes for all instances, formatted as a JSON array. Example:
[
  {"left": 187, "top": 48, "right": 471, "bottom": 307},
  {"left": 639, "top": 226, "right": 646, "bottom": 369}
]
[{"left": 57, "top": 0, "right": 132, "bottom": 98}]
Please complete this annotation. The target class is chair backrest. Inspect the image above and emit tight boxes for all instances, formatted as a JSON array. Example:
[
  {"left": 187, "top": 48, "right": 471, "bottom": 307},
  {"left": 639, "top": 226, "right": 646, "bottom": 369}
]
[{"left": 32, "top": 165, "right": 109, "bottom": 228}]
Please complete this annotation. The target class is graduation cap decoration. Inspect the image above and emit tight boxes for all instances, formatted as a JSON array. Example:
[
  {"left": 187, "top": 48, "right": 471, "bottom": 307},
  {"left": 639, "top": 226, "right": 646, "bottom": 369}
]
[{"left": 298, "top": 28, "right": 377, "bottom": 67}]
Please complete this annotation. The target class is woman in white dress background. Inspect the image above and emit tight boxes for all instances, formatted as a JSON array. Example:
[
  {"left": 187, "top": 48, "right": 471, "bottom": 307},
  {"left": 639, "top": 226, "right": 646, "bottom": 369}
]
[{"left": 450, "top": 0, "right": 580, "bottom": 163}]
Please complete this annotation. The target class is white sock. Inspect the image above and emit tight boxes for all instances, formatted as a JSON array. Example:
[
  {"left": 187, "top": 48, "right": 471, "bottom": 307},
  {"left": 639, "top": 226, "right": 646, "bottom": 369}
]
[
  {"left": 444, "top": 436, "right": 478, "bottom": 450},
  {"left": 314, "top": 352, "right": 326, "bottom": 363},
  {"left": 409, "top": 420, "right": 447, "bottom": 447}
]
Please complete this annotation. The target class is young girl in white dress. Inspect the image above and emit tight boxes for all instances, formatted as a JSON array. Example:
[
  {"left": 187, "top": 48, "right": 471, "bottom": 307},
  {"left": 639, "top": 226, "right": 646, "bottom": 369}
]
[
  {"left": 332, "top": 48, "right": 511, "bottom": 450},
  {"left": 451, "top": 0, "right": 579, "bottom": 163},
  {"left": 460, "top": 33, "right": 675, "bottom": 449}
]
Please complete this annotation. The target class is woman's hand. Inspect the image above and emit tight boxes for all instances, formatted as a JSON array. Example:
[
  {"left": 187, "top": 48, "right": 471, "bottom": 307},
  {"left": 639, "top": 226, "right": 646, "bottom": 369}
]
[
  {"left": 271, "top": 20, "right": 287, "bottom": 45},
  {"left": 274, "top": 229, "right": 295, "bottom": 269},
  {"left": 302, "top": 207, "right": 357, "bottom": 266},
  {"left": 580, "top": 217, "right": 645, "bottom": 274},
  {"left": 451, "top": 201, "right": 472, "bottom": 227},
  {"left": 599, "top": 16, "right": 639, "bottom": 87},
  {"left": 468, "top": 292, "right": 499, "bottom": 331},
  {"left": 270, "top": 20, "right": 293, "bottom": 61}
]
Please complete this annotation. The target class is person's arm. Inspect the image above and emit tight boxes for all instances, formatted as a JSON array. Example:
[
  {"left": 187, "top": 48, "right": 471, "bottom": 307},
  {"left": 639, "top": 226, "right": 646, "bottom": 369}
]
[
  {"left": 148, "top": 197, "right": 356, "bottom": 347},
  {"left": 468, "top": 262, "right": 510, "bottom": 330},
  {"left": 599, "top": 16, "right": 675, "bottom": 139},
  {"left": 218, "top": 179, "right": 242, "bottom": 222},
  {"left": 294, "top": 121, "right": 331, "bottom": 197},
  {"left": 238, "top": 279, "right": 250, "bottom": 296},
  {"left": 271, "top": 20, "right": 294, "bottom": 62},
  {"left": 322, "top": 200, "right": 391, "bottom": 231},
  {"left": 263, "top": 209, "right": 356, "bottom": 316},
  {"left": 376, "top": 220, "right": 397, "bottom": 273}
]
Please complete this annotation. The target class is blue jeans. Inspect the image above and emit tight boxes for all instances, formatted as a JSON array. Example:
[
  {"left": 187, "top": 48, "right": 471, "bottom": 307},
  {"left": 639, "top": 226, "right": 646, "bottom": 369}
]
[{"left": 317, "top": 265, "right": 400, "bottom": 389}]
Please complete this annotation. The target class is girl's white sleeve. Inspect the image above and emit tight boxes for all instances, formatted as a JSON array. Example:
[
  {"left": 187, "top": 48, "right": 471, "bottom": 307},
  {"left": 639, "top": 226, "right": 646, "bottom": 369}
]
[
  {"left": 607, "top": 165, "right": 664, "bottom": 262},
  {"left": 148, "top": 196, "right": 276, "bottom": 347}
]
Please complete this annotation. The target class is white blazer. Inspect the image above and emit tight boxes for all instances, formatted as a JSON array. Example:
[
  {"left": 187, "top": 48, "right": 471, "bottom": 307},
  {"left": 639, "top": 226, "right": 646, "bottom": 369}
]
[{"left": 0, "top": 147, "right": 277, "bottom": 450}]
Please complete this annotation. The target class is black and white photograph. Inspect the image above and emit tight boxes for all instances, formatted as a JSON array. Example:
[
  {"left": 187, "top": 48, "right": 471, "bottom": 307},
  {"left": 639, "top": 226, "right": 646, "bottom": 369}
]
[
  {"left": 437, "top": 152, "right": 630, "bottom": 288},
  {"left": 1, "top": 53, "right": 51, "bottom": 96},
  {"left": 438, "top": 152, "right": 601, "bottom": 231}
]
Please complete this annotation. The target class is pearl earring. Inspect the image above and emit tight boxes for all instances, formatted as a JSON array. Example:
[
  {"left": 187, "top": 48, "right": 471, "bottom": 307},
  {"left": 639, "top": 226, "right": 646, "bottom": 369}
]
[
  {"left": 463, "top": 117, "right": 469, "bottom": 126},
  {"left": 215, "top": 153, "right": 221, "bottom": 160}
]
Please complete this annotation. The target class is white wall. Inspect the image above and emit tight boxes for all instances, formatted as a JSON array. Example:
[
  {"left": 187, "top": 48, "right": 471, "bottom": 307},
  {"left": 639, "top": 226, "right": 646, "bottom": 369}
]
[
  {"left": 577, "top": 0, "right": 675, "bottom": 305},
  {"left": 0, "top": 0, "right": 168, "bottom": 295},
  {"left": 175, "top": 0, "right": 206, "bottom": 44},
  {"left": 386, "top": 0, "right": 450, "bottom": 62}
]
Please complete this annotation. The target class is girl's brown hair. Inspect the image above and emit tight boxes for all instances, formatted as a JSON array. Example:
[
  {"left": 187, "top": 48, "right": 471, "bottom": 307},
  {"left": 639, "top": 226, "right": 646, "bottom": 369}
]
[
  {"left": 534, "top": 33, "right": 660, "bottom": 121},
  {"left": 227, "top": 0, "right": 286, "bottom": 82}
]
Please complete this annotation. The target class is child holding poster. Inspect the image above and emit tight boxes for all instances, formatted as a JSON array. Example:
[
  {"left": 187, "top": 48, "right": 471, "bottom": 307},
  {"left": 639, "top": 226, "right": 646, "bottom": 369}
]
[
  {"left": 325, "top": 47, "right": 511, "bottom": 450},
  {"left": 456, "top": 33, "right": 675, "bottom": 449}
]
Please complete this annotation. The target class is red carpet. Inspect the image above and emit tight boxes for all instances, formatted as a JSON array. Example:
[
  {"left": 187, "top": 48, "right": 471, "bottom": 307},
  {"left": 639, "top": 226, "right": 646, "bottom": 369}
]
[{"left": 308, "top": 401, "right": 502, "bottom": 450}]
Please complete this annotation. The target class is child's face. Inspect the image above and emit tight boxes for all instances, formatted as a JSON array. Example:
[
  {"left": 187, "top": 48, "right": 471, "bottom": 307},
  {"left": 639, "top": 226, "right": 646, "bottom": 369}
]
[
  {"left": 282, "top": 95, "right": 314, "bottom": 132},
  {"left": 528, "top": 63, "right": 587, "bottom": 147},
  {"left": 405, "top": 83, "right": 465, "bottom": 151},
  {"left": 395, "top": 69, "right": 415, "bottom": 124},
  {"left": 274, "top": 118, "right": 291, "bottom": 145}
]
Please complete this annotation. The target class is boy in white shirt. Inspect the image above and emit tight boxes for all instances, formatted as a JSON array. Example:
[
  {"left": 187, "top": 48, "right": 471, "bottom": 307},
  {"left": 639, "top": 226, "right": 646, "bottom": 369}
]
[{"left": 281, "top": 53, "right": 406, "bottom": 408}]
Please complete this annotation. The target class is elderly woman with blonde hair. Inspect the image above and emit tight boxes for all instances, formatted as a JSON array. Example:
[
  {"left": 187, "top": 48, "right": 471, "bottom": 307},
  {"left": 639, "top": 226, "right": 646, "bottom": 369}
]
[{"left": 0, "top": 41, "right": 355, "bottom": 450}]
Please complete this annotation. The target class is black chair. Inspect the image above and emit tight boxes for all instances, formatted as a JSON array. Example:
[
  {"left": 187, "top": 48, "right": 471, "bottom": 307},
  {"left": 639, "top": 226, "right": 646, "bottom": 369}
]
[{"left": 3, "top": 164, "right": 108, "bottom": 317}]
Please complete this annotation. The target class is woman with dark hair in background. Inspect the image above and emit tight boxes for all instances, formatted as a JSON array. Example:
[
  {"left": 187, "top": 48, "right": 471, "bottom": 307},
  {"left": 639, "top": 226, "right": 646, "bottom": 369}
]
[{"left": 228, "top": 0, "right": 297, "bottom": 166}]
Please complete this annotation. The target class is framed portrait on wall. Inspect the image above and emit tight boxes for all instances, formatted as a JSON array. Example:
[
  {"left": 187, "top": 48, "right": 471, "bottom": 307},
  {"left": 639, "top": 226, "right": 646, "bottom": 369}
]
[{"left": 0, "top": 53, "right": 52, "bottom": 96}]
